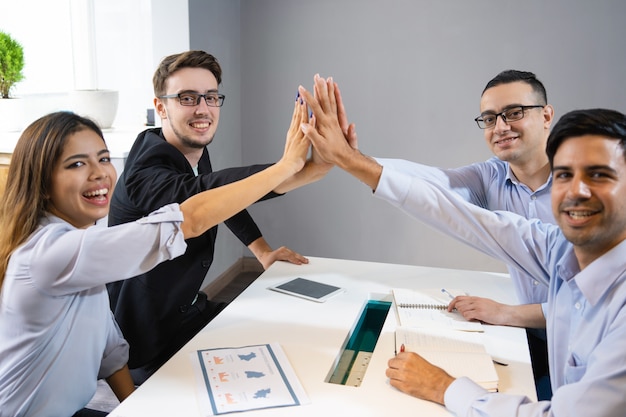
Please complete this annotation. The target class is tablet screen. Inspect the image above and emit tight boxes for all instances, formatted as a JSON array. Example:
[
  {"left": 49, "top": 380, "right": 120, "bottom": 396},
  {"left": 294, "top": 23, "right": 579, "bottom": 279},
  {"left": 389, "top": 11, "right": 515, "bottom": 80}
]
[{"left": 269, "top": 277, "right": 344, "bottom": 302}]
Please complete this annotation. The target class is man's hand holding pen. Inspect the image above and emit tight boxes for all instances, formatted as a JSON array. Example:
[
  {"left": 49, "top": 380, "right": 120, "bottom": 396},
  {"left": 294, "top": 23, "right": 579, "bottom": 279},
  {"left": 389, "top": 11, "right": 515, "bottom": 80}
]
[{"left": 387, "top": 345, "right": 455, "bottom": 405}]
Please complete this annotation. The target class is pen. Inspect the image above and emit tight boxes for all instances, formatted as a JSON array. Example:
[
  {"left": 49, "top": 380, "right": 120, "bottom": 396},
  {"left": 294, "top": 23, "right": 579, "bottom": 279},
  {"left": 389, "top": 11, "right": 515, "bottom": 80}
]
[
  {"left": 441, "top": 288, "right": 455, "bottom": 300},
  {"left": 394, "top": 332, "right": 405, "bottom": 355},
  {"left": 492, "top": 358, "right": 509, "bottom": 366}
]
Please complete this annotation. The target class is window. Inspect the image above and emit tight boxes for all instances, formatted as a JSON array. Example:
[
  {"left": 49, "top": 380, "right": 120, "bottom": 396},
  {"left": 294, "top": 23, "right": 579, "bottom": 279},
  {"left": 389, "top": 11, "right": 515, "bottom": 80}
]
[{"left": 2, "top": 0, "right": 157, "bottom": 127}]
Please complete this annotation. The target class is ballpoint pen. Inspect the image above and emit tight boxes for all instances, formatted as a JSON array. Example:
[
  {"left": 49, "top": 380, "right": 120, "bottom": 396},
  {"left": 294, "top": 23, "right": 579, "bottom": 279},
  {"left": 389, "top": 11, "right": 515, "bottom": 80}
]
[
  {"left": 492, "top": 358, "right": 509, "bottom": 366},
  {"left": 394, "top": 332, "right": 406, "bottom": 355},
  {"left": 441, "top": 288, "right": 455, "bottom": 300}
]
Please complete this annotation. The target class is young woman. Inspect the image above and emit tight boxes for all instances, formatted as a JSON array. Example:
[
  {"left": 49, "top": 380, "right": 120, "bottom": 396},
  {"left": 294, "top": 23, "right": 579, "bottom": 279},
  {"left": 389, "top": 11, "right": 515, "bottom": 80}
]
[{"left": 0, "top": 104, "right": 311, "bottom": 416}]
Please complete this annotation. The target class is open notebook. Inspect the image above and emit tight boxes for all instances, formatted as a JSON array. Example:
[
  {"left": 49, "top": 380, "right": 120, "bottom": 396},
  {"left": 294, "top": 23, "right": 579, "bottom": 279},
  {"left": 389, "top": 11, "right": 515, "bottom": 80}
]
[
  {"left": 392, "top": 288, "right": 484, "bottom": 332},
  {"left": 395, "top": 326, "right": 499, "bottom": 392}
]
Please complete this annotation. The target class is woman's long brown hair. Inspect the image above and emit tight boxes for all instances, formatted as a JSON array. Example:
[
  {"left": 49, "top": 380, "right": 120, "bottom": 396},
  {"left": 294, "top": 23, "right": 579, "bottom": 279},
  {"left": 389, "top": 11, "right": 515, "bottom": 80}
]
[{"left": 0, "top": 112, "right": 104, "bottom": 287}]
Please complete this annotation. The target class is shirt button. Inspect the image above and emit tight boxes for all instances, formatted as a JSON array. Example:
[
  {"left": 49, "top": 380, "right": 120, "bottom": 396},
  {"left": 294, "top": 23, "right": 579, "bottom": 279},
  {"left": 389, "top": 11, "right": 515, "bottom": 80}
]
[
  {"left": 574, "top": 302, "right": 582, "bottom": 310},
  {"left": 531, "top": 195, "right": 537, "bottom": 200},
  {"left": 533, "top": 280, "right": 539, "bottom": 286}
]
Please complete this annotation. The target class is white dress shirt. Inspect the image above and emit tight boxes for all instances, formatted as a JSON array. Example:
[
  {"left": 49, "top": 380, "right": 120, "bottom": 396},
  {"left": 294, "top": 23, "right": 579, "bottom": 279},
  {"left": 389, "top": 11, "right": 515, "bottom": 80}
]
[{"left": 375, "top": 166, "right": 626, "bottom": 417}]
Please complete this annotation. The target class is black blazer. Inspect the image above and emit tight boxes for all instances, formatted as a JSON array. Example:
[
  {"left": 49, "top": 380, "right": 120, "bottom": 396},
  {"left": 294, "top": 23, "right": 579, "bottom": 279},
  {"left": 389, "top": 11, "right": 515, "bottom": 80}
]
[{"left": 107, "top": 128, "right": 279, "bottom": 367}]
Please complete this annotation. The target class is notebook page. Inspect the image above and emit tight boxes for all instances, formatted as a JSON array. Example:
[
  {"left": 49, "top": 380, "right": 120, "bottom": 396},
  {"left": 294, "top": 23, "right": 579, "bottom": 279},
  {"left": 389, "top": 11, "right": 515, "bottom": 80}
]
[
  {"left": 395, "top": 327, "right": 498, "bottom": 391},
  {"left": 392, "top": 288, "right": 484, "bottom": 332}
]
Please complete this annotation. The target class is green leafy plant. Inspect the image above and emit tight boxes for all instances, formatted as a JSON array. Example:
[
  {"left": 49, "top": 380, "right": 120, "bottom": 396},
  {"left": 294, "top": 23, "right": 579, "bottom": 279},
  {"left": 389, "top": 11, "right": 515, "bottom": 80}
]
[{"left": 0, "top": 31, "right": 25, "bottom": 98}]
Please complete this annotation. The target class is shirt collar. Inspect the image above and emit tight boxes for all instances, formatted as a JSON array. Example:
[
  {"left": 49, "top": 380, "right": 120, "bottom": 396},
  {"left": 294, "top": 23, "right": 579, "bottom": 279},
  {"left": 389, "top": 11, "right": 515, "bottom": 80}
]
[
  {"left": 39, "top": 212, "right": 98, "bottom": 229},
  {"left": 505, "top": 163, "right": 517, "bottom": 184},
  {"left": 567, "top": 239, "right": 626, "bottom": 306},
  {"left": 505, "top": 163, "right": 553, "bottom": 193},
  {"left": 40, "top": 212, "right": 69, "bottom": 227}
]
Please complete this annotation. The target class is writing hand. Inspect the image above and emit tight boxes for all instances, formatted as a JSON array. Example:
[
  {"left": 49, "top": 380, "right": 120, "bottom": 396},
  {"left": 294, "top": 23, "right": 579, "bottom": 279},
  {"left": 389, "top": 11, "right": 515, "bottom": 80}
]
[{"left": 387, "top": 351, "right": 454, "bottom": 405}]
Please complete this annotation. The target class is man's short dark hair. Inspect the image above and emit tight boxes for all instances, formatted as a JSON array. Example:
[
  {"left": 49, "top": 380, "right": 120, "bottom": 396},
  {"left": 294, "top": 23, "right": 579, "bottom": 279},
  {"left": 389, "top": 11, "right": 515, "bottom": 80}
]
[
  {"left": 483, "top": 70, "right": 548, "bottom": 105},
  {"left": 546, "top": 108, "right": 626, "bottom": 167}
]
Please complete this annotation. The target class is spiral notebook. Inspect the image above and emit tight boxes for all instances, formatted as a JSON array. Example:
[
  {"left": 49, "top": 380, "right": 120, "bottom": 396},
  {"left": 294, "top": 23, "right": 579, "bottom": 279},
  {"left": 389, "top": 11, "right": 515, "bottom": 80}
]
[
  {"left": 395, "top": 326, "right": 498, "bottom": 392},
  {"left": 392, "top": 288, "right": 484, "bottom": 332}
]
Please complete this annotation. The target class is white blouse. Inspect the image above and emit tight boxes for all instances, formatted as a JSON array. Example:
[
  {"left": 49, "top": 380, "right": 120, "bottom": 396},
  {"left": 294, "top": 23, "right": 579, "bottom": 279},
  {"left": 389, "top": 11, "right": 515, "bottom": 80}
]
[{"left": 0, "top": 204, "right": 187, "bottom": 417}]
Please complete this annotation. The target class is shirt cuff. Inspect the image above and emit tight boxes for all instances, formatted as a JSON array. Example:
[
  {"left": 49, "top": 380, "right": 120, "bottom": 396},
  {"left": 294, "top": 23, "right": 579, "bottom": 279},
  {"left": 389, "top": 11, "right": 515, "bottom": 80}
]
[
  {"left": 373, "top": 166, "right": 412, "bottom": 205},
  {"left": 137, "top": 202, "right": 185, "bottom": 224},
  {"left": 444, "top": 377, "right": 488, "bottom": 416}
]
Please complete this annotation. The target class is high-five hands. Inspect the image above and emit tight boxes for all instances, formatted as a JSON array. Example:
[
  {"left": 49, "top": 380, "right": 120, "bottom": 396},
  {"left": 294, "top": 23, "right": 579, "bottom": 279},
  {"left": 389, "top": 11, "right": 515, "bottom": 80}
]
[
  {"left": 280, "top": 91, "right": 311, "bottom": 174},
  {"left": 299, "top": 74, "right": 383, "bottom": 191},
  {"left": 298, "top": 75, "right": 351, "bottom": 167}
]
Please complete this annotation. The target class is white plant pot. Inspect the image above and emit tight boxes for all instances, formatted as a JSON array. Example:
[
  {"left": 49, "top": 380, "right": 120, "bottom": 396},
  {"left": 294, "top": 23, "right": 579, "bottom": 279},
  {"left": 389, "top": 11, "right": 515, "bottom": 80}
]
[
  {"left": 0, "top": 93, "right": 70, "bottom": 133},
  {"left": 69, "top": 89, "right": 119, "bottom": 129},
  {"left": 0, "top": 98, "right": 25, "bottom": 132}
]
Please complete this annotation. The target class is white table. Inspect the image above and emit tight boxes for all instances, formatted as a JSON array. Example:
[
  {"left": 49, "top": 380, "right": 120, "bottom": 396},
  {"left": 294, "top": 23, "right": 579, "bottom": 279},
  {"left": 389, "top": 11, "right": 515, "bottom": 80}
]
[{"left": 109, "top": 257, "right": 536, "bottom": 416}]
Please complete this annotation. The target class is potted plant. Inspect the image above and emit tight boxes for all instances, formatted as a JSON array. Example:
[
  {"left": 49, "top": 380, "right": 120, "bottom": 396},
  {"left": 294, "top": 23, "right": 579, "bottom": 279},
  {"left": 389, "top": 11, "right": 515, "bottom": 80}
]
[
  {"left": 0, "top": 31, "right": 75, "bottom": 134},
  {"left": 0, "top": 31, "right": 25, "bottom": 99},
  {"left": 0, "top": 31, "right": 26, "bottom": 132}
]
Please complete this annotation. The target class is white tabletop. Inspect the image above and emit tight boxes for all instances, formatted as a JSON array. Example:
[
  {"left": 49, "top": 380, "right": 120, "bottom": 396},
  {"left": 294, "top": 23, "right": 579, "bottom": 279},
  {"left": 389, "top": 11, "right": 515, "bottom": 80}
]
[{"left": 109, "top": 256, "right": 536, "bottom": 417}]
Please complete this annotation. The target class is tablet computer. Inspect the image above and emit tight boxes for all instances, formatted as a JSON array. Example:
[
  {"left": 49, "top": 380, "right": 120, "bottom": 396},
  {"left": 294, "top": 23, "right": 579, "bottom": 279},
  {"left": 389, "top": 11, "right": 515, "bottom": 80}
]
[{"left": 269, "top": 277, "right": 344, "bottom": 303}]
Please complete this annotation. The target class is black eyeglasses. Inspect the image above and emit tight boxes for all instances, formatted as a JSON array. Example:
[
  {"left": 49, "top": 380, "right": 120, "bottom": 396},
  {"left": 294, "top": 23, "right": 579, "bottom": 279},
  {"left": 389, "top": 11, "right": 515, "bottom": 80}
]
[
  {"left": 474, "top": 105, "right": 544, "bottom": 129},
  {"left": 158, "top": 92, "right": 225, "bottom": 107}
]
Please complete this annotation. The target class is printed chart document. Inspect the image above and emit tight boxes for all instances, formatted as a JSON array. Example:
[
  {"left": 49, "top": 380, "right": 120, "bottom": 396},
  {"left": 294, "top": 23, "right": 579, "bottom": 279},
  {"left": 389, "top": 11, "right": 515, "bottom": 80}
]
[
  {"left": 395, "top": 326, "right": 499, "bottom": 392},
  {"left": 191, "top": 343, "right": 310, "bottom": 415},
  {"left": 392, "top": 288, "right": 484, "bottom": 332}
]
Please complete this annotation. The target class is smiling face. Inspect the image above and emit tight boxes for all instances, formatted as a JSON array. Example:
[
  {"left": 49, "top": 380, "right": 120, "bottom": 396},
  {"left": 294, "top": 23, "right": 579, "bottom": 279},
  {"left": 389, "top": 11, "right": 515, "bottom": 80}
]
[
  {"left": 47, "top": 128, "right": 117, "bottom": 229},
  {"left": 551, "top": 135, "right": 626, "bottom": 268},
  {"left": 155, "top": 67, "right": 221, "bottom": 155},
  {"left": 479, "top": 81, "right": 553, "bottom": 168}
]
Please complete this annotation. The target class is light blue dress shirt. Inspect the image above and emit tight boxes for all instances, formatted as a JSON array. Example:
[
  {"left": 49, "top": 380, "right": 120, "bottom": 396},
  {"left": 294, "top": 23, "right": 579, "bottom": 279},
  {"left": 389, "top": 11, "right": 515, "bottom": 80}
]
[
  {"left": 376, "top": 157, "right": 553, "bottom": 305},
  {"left": 375, "top": 167, "right": 626, "bottom": 417},
  {"left": 0, "top": 204, "right": 187, "bottom": 417}
]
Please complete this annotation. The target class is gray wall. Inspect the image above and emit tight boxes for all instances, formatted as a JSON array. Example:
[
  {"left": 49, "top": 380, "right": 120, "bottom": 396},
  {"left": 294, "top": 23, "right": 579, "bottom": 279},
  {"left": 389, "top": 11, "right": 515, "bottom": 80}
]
[
  {"left": 190, "top": 0, "right": 626, "bottom": 283},
  {"left": 189, "top": 0, "right": 243, "bottom": 282}
]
